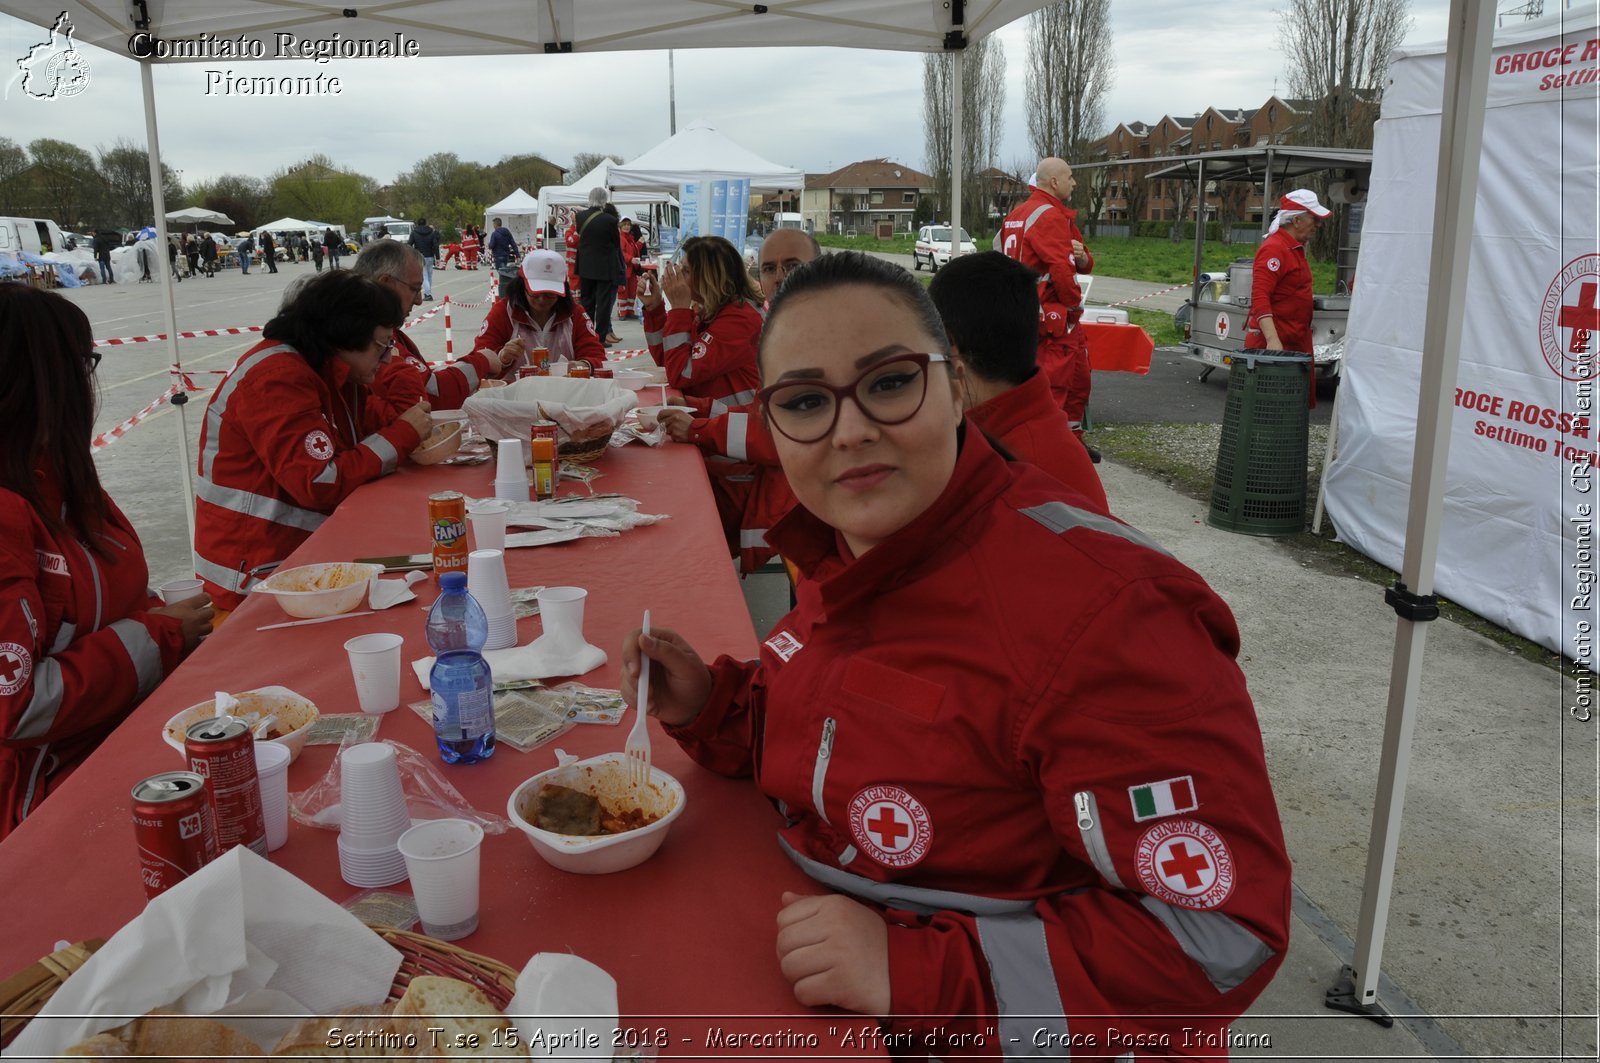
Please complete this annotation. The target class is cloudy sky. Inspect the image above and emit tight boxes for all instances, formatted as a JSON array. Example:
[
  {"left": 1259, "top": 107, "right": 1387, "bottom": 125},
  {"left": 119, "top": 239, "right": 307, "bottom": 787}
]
[{"left": 0, "top": 1, "right": 1465, "bottom": 192}]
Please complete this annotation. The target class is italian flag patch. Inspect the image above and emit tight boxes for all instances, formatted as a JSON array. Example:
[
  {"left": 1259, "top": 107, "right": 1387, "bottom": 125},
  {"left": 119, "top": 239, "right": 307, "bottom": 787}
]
[{"left": 1128, "top": 776, "right": 1198, "bottom": 822}]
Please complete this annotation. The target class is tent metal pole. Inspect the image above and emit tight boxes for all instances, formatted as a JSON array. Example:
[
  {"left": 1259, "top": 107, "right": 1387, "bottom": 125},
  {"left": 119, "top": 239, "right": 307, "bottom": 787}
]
[
  {"left": 949, "top": 48, "right": 964, "bottom": 257},
  {"left": 1341, "top": 0, "right": 1495, "bottom": 1013},
  {"left": 1310, "top": 377, "right": 1344, "bottom": 534},
  {"left": 139, "top": 58, "right": 199, "bottom": 571}
]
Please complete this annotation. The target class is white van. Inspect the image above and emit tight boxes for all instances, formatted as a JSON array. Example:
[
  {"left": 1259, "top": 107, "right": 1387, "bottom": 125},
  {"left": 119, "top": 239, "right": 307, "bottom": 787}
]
[
  {"left": 0, "top": 217, "right": 67, "bottom": 256},
  {"left": 774, "top": 212, "right": 806, "bottom": 231}
]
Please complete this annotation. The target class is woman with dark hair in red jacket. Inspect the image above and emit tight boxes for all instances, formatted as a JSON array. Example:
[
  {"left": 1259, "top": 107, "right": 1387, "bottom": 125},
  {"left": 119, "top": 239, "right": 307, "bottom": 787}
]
[{"left": 0, "top": 286, "right": 213, "bottom": 841}]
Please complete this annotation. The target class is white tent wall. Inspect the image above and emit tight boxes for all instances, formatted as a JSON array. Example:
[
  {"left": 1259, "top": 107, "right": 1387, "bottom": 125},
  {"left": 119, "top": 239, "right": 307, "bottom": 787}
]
[
  {"left": 1323, "top": 4, "right": 1600, "bottom": 659},
  {"left": 538, "top": 159, "right": 677, "bottom": 244},
  {"left": 484, "top": 189, "right": 540, "bottom": 251}
]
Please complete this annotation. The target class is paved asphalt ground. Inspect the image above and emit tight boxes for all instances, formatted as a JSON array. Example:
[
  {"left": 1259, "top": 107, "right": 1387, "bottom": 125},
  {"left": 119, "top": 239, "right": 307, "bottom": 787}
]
[{"left": 67, "top": 260, "right": 1600, "bottom": 1060}]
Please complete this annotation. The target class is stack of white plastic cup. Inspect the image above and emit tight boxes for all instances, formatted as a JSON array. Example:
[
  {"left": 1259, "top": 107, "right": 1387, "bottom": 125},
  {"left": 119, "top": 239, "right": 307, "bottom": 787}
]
[
  {"left": 337, "top": 742, "right": 411, "bottom": 887},
  {"left": 254, "top": 742, "right": 292, "bottom": 852},
  {"left": 536, "top": 587, "right": 588, "bottom": 655},
  {"left": 466, "top": 549, "right": 517, "bottom": 649},
  {"left": 397, "top": 819, "right": 485, "bottom": 940},
  {"left": 466, "top": 499, "right": 511, "bottom": 553},
  {"left": 493, "top": 438, "right": 529, "bottom": 502}
]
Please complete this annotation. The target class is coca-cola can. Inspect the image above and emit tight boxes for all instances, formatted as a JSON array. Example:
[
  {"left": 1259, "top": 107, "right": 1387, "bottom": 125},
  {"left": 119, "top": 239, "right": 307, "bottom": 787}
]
[
  {"left": 518, "top": 365, "right": 548, "bottom": 378},
  {"left": 131, "top": 771, "right": 220, "bottom": 898},
  {"left": 185, "top": 717, "right": 267, "bottom": 856},
  {"left": 566, "top": 361, "right": 592, "bottom": 379}
]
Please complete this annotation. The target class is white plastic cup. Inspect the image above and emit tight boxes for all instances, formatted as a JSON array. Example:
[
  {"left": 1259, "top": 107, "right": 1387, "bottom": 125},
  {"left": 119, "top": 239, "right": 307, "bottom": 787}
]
[
  {"left": 466, "top": 548, "right": 514, "bottom": 619},
  {"left": 159, "top": 578, "right": 204, "bottom": 604},
  {"left": 467, "top": 500, "right": 511, "bottom": 553},
  {"left": 339, "top": 743, "right": 410, "bottom": 845},
  {"left": 254, "top": 742, "right": 292, "bottom": 852},
  {"left": 536, "top": 586, "right": 588, "bottom": 653},
  {"left": 344, "top": 633, "right": 404, "bottom": 714},
  {"left": 548, "top": 360, "right": 570, "bottom": 377},
  {"left": 398, "top": 818, "right": 485, "bottom": 940},
  {"left": 495, "top": 438, "right": 526, "bottom": 480}
]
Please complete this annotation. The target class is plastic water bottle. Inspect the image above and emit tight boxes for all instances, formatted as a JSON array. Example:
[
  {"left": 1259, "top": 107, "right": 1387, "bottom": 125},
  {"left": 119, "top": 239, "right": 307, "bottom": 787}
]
[{"left": 425, "top": 572, "right": 495, "bottom": 764}]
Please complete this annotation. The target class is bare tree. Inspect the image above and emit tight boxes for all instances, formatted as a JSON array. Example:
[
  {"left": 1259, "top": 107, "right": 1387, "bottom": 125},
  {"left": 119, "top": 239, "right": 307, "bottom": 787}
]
[
  {"left": 97, "top": 139, "right": 183, "bottom": 230},
  {"left": 0, "top": 138, "right": 29, "bottom": 215},
  {"left": 1279, "top": 0, "right": 1408, "bottom": 148},
  {"left": 568, "top": 152, "right": 622, "bottom": 182},
  {"left": 26, "top": 138, "right": 97, "bottom": 227},
  {"left": 1025, "top": 1, "right": 1114, "bottom": 164},
  {"left": 922, "top": 34, "right": 1006, "bottom": 230}
]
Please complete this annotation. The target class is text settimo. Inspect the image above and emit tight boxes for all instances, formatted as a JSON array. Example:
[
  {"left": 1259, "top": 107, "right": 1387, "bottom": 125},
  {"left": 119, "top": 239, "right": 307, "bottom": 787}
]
[
  {"left": 1455, "top": 387, "right": 1597, "bottom": 470},
  {"left": 1494, "top": 38, "right": 1600, "bottom": 92}
]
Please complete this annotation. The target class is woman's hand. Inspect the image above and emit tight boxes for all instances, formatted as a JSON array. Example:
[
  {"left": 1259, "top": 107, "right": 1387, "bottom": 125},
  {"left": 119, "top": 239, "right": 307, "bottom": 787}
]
[
  {"left": 775, "top": 892, "right": 891, "bottom": 1015},
  {"left": 151, "top": 596, "right": 215, "bottom": 654},
  {"left": 398, "top": 401, "right": 432, "bottom": 439},
  {"left": 637, "top": 272, "right": 664, "bottom": 312},
  {"left": 498, "top": 338, "right": 526, "bottom": 369},
  {"left": 657, "top": 410, "right": 693, "bottom": 443},
  {"left": 619, "top": 625, "right": 711, "bottom": 727},
  {"left": 659, "top": 262, "right": 693, "bottom": 307}
]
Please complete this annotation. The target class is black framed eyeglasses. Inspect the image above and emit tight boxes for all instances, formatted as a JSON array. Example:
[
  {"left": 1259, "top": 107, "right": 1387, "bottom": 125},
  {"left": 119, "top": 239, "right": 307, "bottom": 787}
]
[
  {"left": 757, "top": 352, "right": 950, "bottom": 444},
  {"left": 87, "top": 347, "right": 102, "bottom": 369}
]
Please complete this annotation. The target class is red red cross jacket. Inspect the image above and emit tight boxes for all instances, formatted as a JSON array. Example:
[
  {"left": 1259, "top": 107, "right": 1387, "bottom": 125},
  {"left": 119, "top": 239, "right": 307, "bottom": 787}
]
[
  {"left": 668, "top": 429, "right": 1291, "bottom": 1058},
  {"left": 681, "top": 403, "right": 797, "bottom": 571},
  {"left": 471, "top": 294, "right": 606, "bottom": 380},
  {"left": 1002, "top": 186, "right": 1095, "bottom": 330},
  {"left": 0, "top": 475, "right": 186, "bottom": 840},
  {"left": 370, "top": 329, "right": 496, "bottom": 414},
  {"left": 642, "top": 300, "right": 762, "bottom": 417},
  {"left": 194, "top": 340, "right": 422, "bottom": 609},
  {"left": 966, "top": 369, "right": 1109, "bottom": 514},
  {"left": 1245, "top": 227, "right": 1315, "bottom": 355}
]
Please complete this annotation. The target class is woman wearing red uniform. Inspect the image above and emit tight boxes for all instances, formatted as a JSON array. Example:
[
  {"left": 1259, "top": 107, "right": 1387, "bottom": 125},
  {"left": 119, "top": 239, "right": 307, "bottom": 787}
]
[
  {"left": 194, "top": 271, "right": 431, "bottom": 610},
  {"left": 0, "top": 286, "right": 213, "bottom": 841},
  {"left": 622, "top": 253, "right": 1291, "bottom": 1056},
  {"left": 640, "top": 235, "right": 762, "bottom": 417},
  {"left": 616, "top": 218, "right": 645, "bottom": 320},
  {"left": 461, "top": 225, "right": 481, "bottom": 271},
  {"left": 471, "top": 249, "right": 607, "bottom": 379}
]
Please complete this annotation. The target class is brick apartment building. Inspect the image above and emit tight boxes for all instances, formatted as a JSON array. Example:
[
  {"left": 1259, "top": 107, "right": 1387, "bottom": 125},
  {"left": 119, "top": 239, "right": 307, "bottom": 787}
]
[{"left": 799, "top": 158, "right": 931, "bottom": 235}]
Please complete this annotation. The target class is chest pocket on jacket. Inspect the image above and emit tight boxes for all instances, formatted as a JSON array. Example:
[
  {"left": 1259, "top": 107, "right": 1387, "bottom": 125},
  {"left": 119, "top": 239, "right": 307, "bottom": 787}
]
[{"left": 841, "top": 657, "right": 945, "bottom": 722}]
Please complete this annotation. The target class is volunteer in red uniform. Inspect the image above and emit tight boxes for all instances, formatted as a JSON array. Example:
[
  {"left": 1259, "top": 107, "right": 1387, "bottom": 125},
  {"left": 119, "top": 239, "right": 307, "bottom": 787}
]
[
  {"left": 194, "top": 271, "right": 431, "bottom": 610},
  {"left": 472, "top": 249, "right": 607, "bottom": 380},
  {"left": 616, "top": 219, "right": 645, "bottom": 320},
  {"left": 356, "top": 240, "right": 512, "bottom": 413},
  {"left": 0, "top": 286, "right": 213, "bottom": 840},
  {"left": 622, "top": 252, "right": 1290, "bottom": 1055},
  {"left": 929, "top": 250, "right": 1109, "bottom": 513},
  {"left": 1002, "top": 156, "right": 1096, "bottom": 440},
  {"left": 563, "top": 220, "right": 580, "bottom": 289},
  {"left": 461, "top": 226, "right": 481, "bottom": 270},
  {"left": 640, "top": 235, "right": 762, "bottom": 417},
  {"left": 1245, "top": 189, "right": 1330, "bottom": 355}
]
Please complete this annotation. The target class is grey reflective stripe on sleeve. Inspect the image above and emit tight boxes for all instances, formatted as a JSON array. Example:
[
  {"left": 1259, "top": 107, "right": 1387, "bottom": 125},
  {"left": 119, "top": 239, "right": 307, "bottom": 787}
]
[
  {"left": 48, "top": 620, "right": 77, "bottom": 655},
  {"left": 199, "top": 343, "right": 294, "bottom": 477},
  {"left": 10, "top": 659, "right": 64, "bottom": 740},
  {"left": 454, "top": 362, "right": 480, "bottom": 390},
  {"left": 726, "top": 412, "right": 749, "bottom": 461},
  {"left": 110, "top": 618, "right": 164, "bottom": 699},
  {"left": 739, "top": 529, "right": 769, "bottom": 549},
  {"left": 1137, "top": 896, "right": 1276, "bottom": 993},
  {"left": 1023, "top": 203, "right": 1054, "bottom": 232},
  {"left": 777, "top": 834, "right": 1034, "bottom": 916},
  {"left": 1019, "top": 502, "right": 1173, "bottom": 559},
  {"left": 312, "top": 463, "right": 339, "bottom": 485},
  {"left": 195, "top": 479, "right": 327, "bottom": 533},
  {"left": 361, "top": 432, "right": 400, "bottom": 474},
  {"left": 710, "top": 390, "right": 756, "bottom": 418},
  {"left": 644, "top": 328, "right": 663, "bottom": 346},
  {"left": 976, "top": 911, "right": 1070, "bottom": 1056},
  {"left": 425, "top": 375, "right": 442, "bottom": 397},
  {"left": 194, "top": 555, "right": 282, "bottom": 595},
  {"left": 662, "top": 330, "right": 692, "bottom": 350}
]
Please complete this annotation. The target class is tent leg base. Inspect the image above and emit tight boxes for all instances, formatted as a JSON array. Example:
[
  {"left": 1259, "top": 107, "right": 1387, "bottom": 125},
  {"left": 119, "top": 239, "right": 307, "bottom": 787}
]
[
  {"left": 1198, "top": 366, "right": 1215, "bottom": 383},
  {"left": 1324, "top": 966, "right": 1395, "bottom": 1027}
]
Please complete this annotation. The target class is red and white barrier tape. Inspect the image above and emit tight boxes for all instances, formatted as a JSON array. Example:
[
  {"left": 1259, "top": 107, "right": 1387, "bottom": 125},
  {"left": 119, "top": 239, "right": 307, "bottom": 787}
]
[
  {"left": 1103, "top": 281, "right": 1191, "bottom": 310},
  {"left": 94, "top": 325, "right": 264, "bottom": 348}
]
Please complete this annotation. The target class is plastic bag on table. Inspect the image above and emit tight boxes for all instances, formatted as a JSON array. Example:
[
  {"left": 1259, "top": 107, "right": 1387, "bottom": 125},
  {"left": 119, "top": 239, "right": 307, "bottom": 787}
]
[
  {"left": 289, "top": 736, "right": 511, "bottom": 834},
  {"left": 461, "top": 376, "right": 637, "bottom": 449}
]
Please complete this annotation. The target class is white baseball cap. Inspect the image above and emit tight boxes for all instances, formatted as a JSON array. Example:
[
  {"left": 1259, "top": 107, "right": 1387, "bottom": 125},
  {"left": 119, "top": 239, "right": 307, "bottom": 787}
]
[
  {"left": 519, "top": 249, "right": 566, "bottom": 295},
  {"left": 1279, "top": 189, "right": 1331, "bottom": 218}
]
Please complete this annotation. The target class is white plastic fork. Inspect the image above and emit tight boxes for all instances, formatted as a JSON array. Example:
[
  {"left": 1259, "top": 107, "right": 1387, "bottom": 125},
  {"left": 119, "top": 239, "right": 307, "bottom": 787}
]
[{"left": 625, "top": 609, "right": 652, "bottom": 786}]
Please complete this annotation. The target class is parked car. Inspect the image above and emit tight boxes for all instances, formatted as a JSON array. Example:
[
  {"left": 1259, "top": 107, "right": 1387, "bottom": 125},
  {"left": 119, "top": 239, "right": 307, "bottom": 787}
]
[{"left": 913, "top": 225, "right": 975, "bottom": 271}]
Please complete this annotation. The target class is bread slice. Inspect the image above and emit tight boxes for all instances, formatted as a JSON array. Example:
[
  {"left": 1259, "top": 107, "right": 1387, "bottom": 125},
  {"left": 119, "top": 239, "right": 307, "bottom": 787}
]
[
  {"left": 392, "top": 977, "right": 523, "bottom": 1058},
  {"left": 273, "top": 1001, "right": 401, "bottom": 1058},
  {"left": 111, "top": 1008, "right": 262, "bottom": 1058},
  {"left": 55, "top": 1032, "right": 131, "bottom": 1057}
]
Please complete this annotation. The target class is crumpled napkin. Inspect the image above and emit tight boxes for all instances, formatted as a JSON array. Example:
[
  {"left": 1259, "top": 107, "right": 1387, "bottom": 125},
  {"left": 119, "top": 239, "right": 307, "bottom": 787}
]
[
  {"left": 7, "top": 847, "right": 402, "bottom": 1058},
  {"left": 410, "top": 631, "right": 607, "bottom": 690},
  {"left": 508, "top": 954, "right": 618, "bottom": 1059},
  {"left": 369, "top": 570, "right": 427, "bottom": 610}
]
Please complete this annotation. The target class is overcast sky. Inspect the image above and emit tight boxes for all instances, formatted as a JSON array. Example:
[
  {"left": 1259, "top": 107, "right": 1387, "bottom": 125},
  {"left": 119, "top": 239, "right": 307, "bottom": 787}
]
[{"left": 0, "top": 1, "right": 1463, "bottom": 193}]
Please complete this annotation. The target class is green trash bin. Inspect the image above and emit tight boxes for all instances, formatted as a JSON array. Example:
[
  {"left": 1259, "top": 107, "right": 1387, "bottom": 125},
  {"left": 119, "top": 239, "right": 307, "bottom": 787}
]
[{"left": 1208, "top": 350, "right": 1311, "bottom": 536}]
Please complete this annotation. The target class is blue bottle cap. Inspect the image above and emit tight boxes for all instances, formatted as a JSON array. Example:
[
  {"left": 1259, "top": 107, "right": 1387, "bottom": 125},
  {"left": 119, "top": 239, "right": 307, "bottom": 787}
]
[{"left": 439, "top": 571, "right": 467, "bottom": 591}]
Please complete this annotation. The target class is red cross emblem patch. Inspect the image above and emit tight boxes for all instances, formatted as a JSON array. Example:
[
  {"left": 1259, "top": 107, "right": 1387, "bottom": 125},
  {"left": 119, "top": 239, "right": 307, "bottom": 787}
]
[
  {"left": 304, "top": 429, "right": 334, "bottom": 461},
  {"left": 1265, "top": 256, "right": 1281, "bottom": 273},
  {"left": 1134, "top": 818, "right": 1235, "bottom": 910},
  {"left": 1539, "top": 254, "right": 1600, "bottom": 382},
  {"left": 848, "top": 784, "right": 932, "bottom": 868},
  {"left": 0, "top": 643, "right": 31, "bottom": 695}
]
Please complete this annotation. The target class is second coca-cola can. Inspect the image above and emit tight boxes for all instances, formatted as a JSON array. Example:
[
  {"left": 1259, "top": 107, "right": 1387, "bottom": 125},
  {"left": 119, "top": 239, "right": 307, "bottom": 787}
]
[
  {"left": 132, "top": 770, "right": 220, "bottom": 898},
  {"left": 518, "top": 365, "right": 548, "bottom": 378},
  {"left": 185, "top": 717, "right": 267, "bottom": 856},
  {"left": 566, "top": 361, "right": 592, "bottom": 379},
  {"left": 530, "top": 419, "right": 561, "bottom": 484}
]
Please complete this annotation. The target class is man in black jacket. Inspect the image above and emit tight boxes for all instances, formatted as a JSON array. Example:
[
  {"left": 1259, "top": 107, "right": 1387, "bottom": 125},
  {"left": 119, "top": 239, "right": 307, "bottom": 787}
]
[
  {"left": 92, "top": 230, "right": 118, "bottom": 283},
  {"left": 574, "top": 187, "right": 621, "bottom": 346},
  {"left": 408, "top": 218, "right": 441, "bottom": 301}
]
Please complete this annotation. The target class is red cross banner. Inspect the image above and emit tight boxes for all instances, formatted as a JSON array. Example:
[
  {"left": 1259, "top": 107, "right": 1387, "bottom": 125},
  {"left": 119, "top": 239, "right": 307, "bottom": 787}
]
[{"left": 1322, "top": 12, "right": 1600, "bottom": 659}]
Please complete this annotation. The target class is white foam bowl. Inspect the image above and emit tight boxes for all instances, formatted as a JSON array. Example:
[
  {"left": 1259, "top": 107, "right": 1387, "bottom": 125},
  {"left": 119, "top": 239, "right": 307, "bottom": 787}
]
[
  {"left": 162, "top": 686, "right": 320, "bottom": 763},
  {"left": 610, "top": 369, "right": 653, "bottom": 391},
  {"left": 506, "top": 752, "right": 685, "bottom": 874},
  {"left": 251, "top": 562, "right": 382, "bottom": 618},
  {"left": 634, "top": 404, "right": 696, "bottom": 431}
]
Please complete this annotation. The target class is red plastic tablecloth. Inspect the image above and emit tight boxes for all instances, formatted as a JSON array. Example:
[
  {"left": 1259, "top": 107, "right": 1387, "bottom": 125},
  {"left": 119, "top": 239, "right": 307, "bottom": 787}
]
[{"left": 0, "top": 440, "right": 863, "bottom": 1053}]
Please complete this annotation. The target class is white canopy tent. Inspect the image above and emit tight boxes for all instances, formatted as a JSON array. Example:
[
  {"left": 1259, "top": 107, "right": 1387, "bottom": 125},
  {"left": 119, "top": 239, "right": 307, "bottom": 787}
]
[
  {"left": 483, "top": 188, "right": 540, "bottom": 252},
  {"left": 607, "top": 119, "right": 805, "bottom": 192},
  {"left": 0, "top": 0, "right": 1526, "bottom": 1027},
  {"left": 538, "top": 158, "right": 678, "bottom": 244},
  {"left": 164, "top": 206, "right": 232, "bottom": 227}
]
